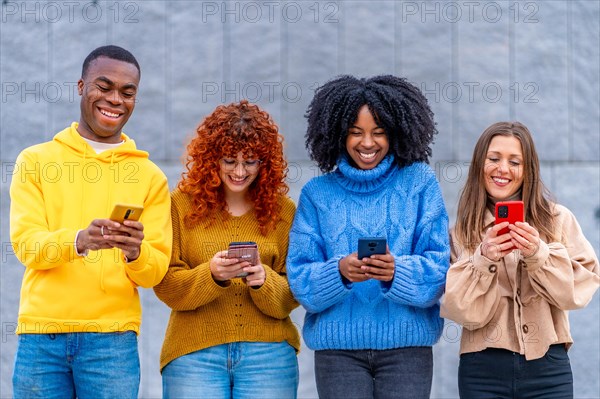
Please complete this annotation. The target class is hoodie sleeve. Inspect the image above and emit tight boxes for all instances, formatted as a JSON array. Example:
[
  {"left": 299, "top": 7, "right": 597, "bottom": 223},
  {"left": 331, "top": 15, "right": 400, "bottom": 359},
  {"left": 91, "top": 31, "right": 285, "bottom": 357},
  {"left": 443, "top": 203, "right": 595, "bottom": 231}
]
[
  {"left": 10, "top": 150, "right": 80, "bottom": 269},
  {"left": 122, "top": 169, "right": 172, "bottom": 288}
]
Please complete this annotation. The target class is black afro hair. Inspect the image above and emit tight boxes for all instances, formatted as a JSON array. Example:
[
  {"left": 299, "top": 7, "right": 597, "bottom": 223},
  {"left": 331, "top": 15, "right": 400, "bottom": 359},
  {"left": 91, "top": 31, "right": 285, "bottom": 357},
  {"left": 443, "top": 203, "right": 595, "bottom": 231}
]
[{"left": 305, "top": 75, "right": 437, "bottom": 172}]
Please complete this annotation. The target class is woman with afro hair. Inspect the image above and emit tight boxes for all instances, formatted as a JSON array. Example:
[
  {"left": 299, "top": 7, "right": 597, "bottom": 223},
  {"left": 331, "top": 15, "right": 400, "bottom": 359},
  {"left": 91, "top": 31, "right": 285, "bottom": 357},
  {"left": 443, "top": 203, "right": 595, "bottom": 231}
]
[
  {"left": 154, "top": 100, "right": 300, "bottom": 398},
  {"left": 286, "top": 75, "right": 450, "bottom": 398}
]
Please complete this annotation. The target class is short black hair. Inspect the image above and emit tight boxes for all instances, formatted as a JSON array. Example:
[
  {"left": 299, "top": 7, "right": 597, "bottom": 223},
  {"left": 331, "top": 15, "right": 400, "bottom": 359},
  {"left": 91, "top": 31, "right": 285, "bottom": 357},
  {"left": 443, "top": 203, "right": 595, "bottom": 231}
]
[
  {"left": 81, "top": 45, "right": 140, "bottom": 78},
  {"left": 305, "top": 75, "right": 437, "bottom": 172}
]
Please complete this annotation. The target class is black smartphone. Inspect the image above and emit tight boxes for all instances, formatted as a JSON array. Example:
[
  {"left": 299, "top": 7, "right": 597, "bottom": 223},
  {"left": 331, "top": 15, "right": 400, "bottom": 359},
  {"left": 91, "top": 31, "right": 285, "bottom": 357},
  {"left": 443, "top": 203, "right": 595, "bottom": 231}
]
[
  {"left": 357, "top": 237, "right": 387, "bottom": 259},
  {"left": 227, "top": 241, "right": 259, "bottom": 277}
]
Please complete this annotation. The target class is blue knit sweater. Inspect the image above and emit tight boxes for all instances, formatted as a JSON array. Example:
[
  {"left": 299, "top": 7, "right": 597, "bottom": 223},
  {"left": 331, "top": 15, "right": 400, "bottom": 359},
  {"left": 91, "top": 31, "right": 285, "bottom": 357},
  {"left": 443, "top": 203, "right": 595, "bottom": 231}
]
[{"left": 287, "top": 155, "right": 450, "bottom": 350}]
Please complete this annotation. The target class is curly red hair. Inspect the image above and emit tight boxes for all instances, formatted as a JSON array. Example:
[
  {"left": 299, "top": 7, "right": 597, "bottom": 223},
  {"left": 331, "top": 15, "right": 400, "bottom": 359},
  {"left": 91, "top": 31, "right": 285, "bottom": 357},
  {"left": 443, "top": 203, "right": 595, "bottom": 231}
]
[{"left": 178, "top": 100, "right": 289, "bottom": 235}]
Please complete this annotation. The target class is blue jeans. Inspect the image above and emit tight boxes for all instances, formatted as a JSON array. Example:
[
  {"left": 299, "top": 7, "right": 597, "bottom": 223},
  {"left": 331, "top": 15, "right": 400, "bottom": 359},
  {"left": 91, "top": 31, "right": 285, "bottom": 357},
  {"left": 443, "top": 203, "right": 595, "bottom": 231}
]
[
  {"left": 13, "top": 332, "right": 140, "bottom": 399},
  {"left": 459, "top": 345, "right": 573, "bottom": 398},
  {"left": 315, "top": 347, "right": 433, "bottom": 399},
  {"left": 162, "top": 341, "right": 298, "bottom": 399}
]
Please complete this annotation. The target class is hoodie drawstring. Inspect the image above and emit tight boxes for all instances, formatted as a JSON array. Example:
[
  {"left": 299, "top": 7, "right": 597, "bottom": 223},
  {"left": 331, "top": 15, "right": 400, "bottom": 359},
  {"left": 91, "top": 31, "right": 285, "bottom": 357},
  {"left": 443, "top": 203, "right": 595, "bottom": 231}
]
[{"left": 99, "top": 151, "right": 118, "bottom": 292}]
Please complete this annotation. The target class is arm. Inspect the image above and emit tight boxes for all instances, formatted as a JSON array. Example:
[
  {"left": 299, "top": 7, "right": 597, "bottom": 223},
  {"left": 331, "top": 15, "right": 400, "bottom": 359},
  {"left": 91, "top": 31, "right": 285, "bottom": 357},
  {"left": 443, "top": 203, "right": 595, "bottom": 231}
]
[
  {"left": 249, "top": 267, "right": 299, "bottom": 320},
  {"left": 249, "top": 206, "right": 300, "bottom": 319},
  {"left": 10, "top": 151, "right": 79, "bottom": 269},
  {"left": 523, "top": 208, "right": 599, "bottom": 310},
  {"left": 121, "top": 172, "right": 172, "bottom": 288},
  {"left": 153, "top": 199, "right": 229, "bottom": 311},
  {"left": 440, "top": 243, "right": 503, "bottom": 329},
  {"left": 286, "top": 187, "right": 351, "bottom": 314},
  {"left": 383, "top": 177, "right": 451, "bottom": 308}
]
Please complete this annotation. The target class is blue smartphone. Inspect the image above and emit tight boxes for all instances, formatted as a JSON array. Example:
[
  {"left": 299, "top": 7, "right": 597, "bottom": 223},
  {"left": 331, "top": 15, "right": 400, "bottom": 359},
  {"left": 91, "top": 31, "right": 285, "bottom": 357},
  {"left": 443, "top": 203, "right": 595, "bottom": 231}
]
[{"left": 357, "top": 237, "right": 387, "bottom": 259}]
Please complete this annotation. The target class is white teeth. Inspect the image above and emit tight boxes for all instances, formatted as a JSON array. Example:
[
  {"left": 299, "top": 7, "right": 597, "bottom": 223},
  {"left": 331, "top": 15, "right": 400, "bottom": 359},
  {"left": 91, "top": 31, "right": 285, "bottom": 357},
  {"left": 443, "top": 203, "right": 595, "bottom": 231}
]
[
  {"left": 100, "top": 109, "right": 119, "bottom": 118},
  {"left": 493, "top": 177, "right": 509, "bottom": 184},
  {"left": 230, "top": 176, "right": 246, "bottom": 182},
  {"left": 359, "top": 152, "right": 377, "bottom": 159}
]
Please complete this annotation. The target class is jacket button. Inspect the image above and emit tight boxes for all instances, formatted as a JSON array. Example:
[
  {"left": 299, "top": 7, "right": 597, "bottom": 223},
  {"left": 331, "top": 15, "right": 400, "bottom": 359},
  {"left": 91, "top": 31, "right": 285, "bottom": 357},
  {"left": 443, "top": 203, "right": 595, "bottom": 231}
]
[
  {"left": 488, "top": 265, "right": 497, "bottom": 273},
  {"left": 522, "top": 324, "right": 529, "bottom": 334},
  {"left": 517, "top": 288, "right": 521, "bottom": 296}
]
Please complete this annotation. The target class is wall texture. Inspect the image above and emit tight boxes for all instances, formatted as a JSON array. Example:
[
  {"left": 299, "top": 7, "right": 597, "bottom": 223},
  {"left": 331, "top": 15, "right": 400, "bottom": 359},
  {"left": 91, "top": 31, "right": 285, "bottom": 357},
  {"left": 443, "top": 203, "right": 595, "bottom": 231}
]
[{"left": 1, "top": 1, "right": 598, "bottom": 398}]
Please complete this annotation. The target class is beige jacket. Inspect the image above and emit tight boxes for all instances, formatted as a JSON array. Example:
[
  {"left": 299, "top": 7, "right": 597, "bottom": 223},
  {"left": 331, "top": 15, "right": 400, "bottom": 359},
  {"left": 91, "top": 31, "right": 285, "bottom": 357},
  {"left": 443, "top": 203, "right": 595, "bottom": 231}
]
[{"left": 441, "top": 204, "right": 599, "bottom": 360}]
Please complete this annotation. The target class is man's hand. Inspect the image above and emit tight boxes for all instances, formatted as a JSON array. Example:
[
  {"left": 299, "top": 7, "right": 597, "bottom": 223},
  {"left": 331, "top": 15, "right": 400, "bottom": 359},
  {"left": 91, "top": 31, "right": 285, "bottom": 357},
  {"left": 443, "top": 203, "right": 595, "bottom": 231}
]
[
  {"left": 103, "top": 220, "right": 145, "bottom": 261},
  {"left": 76, "top": 218, "right": 144, "bottom": 261},
  {"left": 76, "top": 218, "right": 125, "bottom": 253}
]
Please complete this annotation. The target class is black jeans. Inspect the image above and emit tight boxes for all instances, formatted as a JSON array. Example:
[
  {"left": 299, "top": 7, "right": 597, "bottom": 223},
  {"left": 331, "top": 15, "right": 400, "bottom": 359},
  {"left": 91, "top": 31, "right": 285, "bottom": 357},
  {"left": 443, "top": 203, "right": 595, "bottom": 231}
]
[
  {"left": 314, "top": 347, "right": 433, "bottom": 399},
  {"left": 459, "top": 345, "right": 573, "bottom": 399}
]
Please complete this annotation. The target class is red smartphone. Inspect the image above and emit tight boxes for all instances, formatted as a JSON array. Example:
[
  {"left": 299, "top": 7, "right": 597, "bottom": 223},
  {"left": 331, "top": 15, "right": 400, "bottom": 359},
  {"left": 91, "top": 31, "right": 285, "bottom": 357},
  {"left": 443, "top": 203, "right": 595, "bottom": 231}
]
[
  {"left": 495, "top": 201, "right": 524, "bottom": 249},
  {"left": 227, "top": 241, "right": 259, "bottom": 277}
]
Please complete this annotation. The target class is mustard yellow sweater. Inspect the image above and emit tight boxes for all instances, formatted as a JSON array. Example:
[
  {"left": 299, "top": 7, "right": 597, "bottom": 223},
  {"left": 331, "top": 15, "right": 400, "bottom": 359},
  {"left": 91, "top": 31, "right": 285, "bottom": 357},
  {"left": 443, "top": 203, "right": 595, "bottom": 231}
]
[{"left": 154, "top": 189, "right": 300, "bottom": 371}]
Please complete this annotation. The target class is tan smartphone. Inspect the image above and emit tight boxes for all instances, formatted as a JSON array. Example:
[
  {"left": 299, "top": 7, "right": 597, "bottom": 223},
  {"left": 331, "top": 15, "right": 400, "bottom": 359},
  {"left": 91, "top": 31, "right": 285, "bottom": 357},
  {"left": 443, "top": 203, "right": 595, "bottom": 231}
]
[
  {"left": 227, "top": 241, "right": 259, "bottom": 277},
  {"left": 110, "top": 204, "right": 144, "bottom": 223}
]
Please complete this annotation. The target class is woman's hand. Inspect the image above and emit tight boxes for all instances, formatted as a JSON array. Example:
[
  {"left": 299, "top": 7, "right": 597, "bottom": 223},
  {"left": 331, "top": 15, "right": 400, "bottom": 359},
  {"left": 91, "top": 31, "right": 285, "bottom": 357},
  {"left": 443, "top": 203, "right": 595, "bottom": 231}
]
[
  {"left": 209, "top": 250, "right": 248, "bottom": 282},
  {"left": 509, "top": 221, "right": 541, "bottom": 258},
  {"left": 339, "top": 253, "right": 370, "bottom": 283},
  {"left": 480, "top": 222, "right": 514, "bottom": 261},
  {"left": 242, "top": 263, "right": 266, "bottom": 288},
  {"left": 360, "top": 247, "right": 395, "bottom": 282}
]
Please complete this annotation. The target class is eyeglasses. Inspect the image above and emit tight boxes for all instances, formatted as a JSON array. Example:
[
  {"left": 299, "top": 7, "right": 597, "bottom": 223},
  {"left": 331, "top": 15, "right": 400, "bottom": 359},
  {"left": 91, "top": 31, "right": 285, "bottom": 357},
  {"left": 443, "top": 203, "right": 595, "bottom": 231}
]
[{"left": 220, "top": 158, "right": 262, "bottom": 172}]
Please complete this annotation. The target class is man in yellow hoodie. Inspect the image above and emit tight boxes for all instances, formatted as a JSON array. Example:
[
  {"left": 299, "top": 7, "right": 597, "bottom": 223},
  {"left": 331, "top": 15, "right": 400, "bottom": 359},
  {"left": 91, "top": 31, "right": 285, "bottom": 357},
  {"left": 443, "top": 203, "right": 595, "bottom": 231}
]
[{"left": 9, "top": 45, "right": 172, "bottom": 398}]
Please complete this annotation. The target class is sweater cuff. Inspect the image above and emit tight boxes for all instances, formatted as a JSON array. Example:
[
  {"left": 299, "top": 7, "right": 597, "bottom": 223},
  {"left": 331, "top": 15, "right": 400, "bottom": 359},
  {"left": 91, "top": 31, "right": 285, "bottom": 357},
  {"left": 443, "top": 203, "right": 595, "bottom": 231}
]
[
  {"left": 74, "top": 230, "right": 88, "bottom": 257},
  {"left": 385, "top": 260, "right": 419, "bottom": 301},
  {"left": 249, "top": 267, "right": 283, "bottom": 302},
  {"left": 254, "top": 266, "right": 279, "bottom": 293},
  {"left": 472, "top": 245, "right": 501, "bottom": 276},
  {"left": 123, "top": 241, "right": 150, "bottom": 271},
  {"left": 314, "top": 256, "right": 350, "bottom": 302}
]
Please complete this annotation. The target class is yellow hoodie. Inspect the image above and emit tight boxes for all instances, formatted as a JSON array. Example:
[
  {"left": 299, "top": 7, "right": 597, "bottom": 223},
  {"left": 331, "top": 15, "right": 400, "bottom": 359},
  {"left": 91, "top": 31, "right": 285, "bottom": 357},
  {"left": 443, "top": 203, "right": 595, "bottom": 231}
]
[{"left": 10, "top": 122, "right": 172, "bottom": 334}]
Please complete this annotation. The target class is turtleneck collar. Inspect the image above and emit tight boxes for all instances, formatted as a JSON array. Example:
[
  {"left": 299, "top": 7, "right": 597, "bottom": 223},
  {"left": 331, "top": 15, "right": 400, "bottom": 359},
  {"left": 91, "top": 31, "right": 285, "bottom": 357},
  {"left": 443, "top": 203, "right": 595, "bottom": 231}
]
[
  {"left": 333, "top": 155, "right": 396, "bottom": 193},
  {"left": 486, "top": 189, "right": 523, "bottom": 213}
]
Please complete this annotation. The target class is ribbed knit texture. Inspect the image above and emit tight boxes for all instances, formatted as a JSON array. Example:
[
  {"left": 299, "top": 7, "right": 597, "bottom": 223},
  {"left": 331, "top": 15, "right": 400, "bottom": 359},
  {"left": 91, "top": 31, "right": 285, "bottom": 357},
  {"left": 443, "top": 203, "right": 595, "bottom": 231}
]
[
  {"left": 154, "top": 190, "right": 300, "bottom": 371},
  {"left": 287, "top": 155, "right": 450, "bottom": 351}
]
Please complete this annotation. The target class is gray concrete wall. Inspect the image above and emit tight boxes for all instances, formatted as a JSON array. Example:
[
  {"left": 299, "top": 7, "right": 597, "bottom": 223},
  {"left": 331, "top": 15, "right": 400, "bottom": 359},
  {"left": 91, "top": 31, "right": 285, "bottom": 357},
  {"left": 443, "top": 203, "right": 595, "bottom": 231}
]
[{"left": 1, "top": 1, "right": 599, "bottom": 398}]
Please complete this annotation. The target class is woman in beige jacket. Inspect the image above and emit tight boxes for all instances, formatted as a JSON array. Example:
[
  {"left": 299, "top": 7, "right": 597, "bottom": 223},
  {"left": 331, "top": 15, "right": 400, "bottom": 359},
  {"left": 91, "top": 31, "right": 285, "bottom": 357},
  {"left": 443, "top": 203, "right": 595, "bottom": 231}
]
[{"left": 441, "top": 121, "right": 599, "bottom": 398}]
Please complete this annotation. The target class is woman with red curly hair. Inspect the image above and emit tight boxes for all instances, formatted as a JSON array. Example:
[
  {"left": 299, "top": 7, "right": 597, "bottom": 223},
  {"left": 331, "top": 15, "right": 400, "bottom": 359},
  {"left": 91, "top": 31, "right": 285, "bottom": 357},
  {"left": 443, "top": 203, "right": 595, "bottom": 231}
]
[{"left": 154, "top": 100, "right": 300, "bottom": 398}]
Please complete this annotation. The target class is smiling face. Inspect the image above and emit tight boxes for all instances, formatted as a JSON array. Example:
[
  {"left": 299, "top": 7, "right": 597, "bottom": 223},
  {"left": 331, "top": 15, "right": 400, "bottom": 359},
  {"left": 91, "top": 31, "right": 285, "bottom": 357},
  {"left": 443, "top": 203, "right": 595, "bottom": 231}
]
[
  {"left": 219, "top": 152, "right": 261, "bottom": 199},
  {"left": 484, "top": 135, "right": 524, "bottom": 201},
  {"left": 345, "top": 105, "right": 389, "bottom": 170},
  {"left": 77, "top": 56, "right": 140, "bottom": 143}
]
